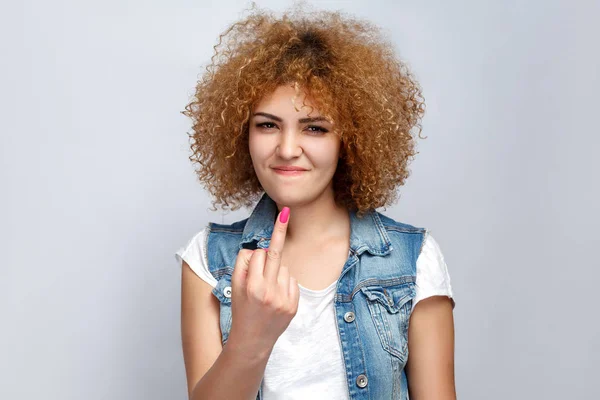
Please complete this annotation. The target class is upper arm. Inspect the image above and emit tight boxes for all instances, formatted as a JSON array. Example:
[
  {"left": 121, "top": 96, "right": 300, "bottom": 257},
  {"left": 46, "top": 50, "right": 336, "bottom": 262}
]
[
  {"left": 180, "top": 260, "right": 223, "bottom": 398},
  {"left": 405, "top": 295, "right": 456, "bottom": 400}
]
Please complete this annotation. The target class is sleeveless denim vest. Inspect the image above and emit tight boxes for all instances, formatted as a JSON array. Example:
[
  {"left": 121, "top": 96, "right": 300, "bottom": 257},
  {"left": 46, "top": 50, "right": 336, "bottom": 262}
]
[{"left": 205, "top": 192, "right": 426, "bottom": 399}]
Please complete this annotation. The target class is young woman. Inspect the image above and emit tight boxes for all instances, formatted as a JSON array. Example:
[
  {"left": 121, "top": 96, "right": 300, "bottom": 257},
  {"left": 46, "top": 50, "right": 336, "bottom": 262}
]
[{"left": 175, "top": 5, "right": 456, "bottom": 400}]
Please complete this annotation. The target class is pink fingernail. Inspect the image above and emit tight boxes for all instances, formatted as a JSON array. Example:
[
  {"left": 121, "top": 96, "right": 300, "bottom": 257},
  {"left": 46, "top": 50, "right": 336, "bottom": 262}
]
[{"left": 279, "top": 207, "right": 290, "bottom": 223}]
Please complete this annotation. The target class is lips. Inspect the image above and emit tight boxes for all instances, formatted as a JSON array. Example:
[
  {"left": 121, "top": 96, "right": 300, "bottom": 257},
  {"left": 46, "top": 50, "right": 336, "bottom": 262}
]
[
  {"left": 272, "top": 167, "right": 307, "bottom": 176},
  {"left": 272, "top": 166, "right": 308, "bottom": 171}
]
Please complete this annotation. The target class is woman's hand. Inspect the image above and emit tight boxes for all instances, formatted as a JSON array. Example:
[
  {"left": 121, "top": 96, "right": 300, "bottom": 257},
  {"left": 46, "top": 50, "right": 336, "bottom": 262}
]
[{"left": 227, "top": 207, "right": 299, "bottom": 357}]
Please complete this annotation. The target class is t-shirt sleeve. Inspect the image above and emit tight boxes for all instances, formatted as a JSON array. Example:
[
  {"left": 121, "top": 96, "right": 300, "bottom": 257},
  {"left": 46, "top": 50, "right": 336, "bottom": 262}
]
[
  {"left": 413, "top": 230, "right": 455, "bottom": 310},
  {"left": 174, "top": 227, "right": 218, "bottom": 288}
]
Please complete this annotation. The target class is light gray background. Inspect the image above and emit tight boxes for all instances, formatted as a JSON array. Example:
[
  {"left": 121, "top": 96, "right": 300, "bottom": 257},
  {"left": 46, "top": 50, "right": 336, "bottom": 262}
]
[{"left": 2, "top": 0, "right": 598, "bottom": 399}]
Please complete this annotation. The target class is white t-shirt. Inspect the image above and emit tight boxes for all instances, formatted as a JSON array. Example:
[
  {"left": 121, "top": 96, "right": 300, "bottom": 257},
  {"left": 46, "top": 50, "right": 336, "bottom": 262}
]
[{"left": 175, "top": 228, "right": 454, "bottom": 399}]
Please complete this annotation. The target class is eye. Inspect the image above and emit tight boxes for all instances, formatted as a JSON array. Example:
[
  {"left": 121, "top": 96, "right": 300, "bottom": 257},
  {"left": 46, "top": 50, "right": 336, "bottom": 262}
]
[
  {"left": 256, "top": 122, "right": 278, "bottom": 130},
  {"left": 306, "top": 125, "right": 329, "bottom": 135}
]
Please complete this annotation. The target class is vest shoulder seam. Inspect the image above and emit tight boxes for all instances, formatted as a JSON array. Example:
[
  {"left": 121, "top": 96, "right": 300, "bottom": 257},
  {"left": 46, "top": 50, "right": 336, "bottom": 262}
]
[
  {"left": 375, "top": 211, "right": 426, "bottom": 233},
  {"left": 207, "top": 217, "right": 249, "bottom": 233}
]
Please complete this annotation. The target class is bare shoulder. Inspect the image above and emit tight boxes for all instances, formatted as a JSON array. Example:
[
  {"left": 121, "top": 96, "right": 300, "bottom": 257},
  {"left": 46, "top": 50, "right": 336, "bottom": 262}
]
[{"left": 180, "top": 260, "right": 223, "bottom": 397}]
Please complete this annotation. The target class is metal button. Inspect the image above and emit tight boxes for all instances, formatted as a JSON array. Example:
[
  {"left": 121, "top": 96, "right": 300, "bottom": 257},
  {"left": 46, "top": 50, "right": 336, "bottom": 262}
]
[
  {"left": 356, "top": 374, "right": 368, "bottom": 388},
  {"left": 344, "top": 311, "right": 355, "bottom": 323},
  {"left": 223, "top": 286, "right": 232, "bottom": 298}
]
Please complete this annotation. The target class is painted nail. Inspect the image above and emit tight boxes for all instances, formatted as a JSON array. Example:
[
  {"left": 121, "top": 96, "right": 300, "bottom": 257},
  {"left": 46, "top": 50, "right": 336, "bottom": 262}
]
[{"left": 279, "top": 207, "right": 290, "bottom": 223}]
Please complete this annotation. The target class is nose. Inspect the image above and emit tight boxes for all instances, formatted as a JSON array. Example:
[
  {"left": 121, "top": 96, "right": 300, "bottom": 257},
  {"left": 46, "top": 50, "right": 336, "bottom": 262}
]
[{"left": 275, "top": 127, "right": 303, "bottom": 159}]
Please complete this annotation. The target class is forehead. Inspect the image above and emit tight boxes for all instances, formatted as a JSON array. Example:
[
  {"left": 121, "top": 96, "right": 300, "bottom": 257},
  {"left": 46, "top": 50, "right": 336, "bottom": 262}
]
[{"left": 253, "top": 84, "right": 320, "bottom": 116}]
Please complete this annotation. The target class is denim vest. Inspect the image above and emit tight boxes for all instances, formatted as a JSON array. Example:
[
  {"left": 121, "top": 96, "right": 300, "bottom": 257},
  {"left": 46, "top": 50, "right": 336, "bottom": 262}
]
[{"left": 205, "top": 192, "right": 426, "bottom": 399}]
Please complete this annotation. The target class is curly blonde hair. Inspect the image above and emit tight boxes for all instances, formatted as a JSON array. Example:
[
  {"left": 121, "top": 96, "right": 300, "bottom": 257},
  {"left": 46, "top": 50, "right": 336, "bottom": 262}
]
[{"left": 182, "top": 2, "right": 426, "bottom": 217}]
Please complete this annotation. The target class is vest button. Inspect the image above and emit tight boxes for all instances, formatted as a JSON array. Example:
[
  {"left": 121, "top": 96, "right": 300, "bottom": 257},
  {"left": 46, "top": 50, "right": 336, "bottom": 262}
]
[
  {"left": 223, "top": 286, "right": 232, "bottom": 298},
  {"left": 343, "top": 311, "right": 355, "bottom": 323},
  {"left": 356, "top": 374, "right": 368, "bottom": 388}
]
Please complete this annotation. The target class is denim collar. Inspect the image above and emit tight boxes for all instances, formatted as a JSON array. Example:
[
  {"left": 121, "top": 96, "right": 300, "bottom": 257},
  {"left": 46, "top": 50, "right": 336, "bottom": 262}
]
[{"left": 239, "top": 192, "right": 392, "bottom": 256}]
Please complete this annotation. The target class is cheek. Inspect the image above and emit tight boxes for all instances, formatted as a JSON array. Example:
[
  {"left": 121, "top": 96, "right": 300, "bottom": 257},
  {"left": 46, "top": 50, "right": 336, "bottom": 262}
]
[
  {"left": 248, "top": 131, "right": 266, "bottom": 161},
  {"left": 307, "top": 140, "right": 340, "bottom": 167}
]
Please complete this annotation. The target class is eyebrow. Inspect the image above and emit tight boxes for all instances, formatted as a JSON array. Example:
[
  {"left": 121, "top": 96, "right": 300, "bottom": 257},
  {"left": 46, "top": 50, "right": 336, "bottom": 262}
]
[{"left": 252, "top": 112, "right": 331, "bottom": 124}]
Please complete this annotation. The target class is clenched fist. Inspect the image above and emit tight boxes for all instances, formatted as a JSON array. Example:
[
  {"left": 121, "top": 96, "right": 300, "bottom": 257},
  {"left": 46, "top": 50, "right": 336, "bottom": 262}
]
[{"left": 227, "top": 206, "right": 300, "bottom": 356}]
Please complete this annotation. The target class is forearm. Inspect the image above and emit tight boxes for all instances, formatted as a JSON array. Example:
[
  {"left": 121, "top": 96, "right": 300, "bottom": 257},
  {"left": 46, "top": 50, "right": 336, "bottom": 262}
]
[{"left": 190, "top": 337, "right": 272, "bottom": 400}]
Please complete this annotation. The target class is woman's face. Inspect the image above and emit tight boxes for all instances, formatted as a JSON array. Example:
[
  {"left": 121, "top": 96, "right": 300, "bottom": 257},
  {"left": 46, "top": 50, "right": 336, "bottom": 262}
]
[{"left": 249, "top": 84, "right": 341, "bottom": 208}]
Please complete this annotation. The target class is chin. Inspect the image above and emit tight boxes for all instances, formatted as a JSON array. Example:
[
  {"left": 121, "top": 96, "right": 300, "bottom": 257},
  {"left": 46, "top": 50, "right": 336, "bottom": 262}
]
[
  {"left": 265, "top": 185, "right": 325, "bottom": 208},
  {"left": 264, "top": 187, "right": 318, "bottom": 208}
]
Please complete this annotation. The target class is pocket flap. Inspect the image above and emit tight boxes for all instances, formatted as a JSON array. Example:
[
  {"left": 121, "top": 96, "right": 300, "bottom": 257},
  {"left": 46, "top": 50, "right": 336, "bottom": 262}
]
[{"left": 360, "top": 282, "right": 415, "bottom": 314}]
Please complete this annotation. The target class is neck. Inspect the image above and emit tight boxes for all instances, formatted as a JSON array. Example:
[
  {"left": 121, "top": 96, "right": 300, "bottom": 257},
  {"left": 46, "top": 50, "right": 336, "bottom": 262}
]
[{"left": 273, "top": 187, "right": 350, "bottom": 245}]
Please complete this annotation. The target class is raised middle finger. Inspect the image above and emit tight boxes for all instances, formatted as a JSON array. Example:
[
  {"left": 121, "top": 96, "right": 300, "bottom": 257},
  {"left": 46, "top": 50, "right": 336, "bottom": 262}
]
[{"left": 263, "top": 206, "right": 290, "bottom": 283}]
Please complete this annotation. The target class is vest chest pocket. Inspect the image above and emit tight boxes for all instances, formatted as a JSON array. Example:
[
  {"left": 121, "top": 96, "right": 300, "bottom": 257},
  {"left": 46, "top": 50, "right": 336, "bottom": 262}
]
[
  {"left": 359, "top": 282, "right": 416, "bottom": 363},
  {"left": 211, "top": 273, "right": 233, "bottom": 346}
]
